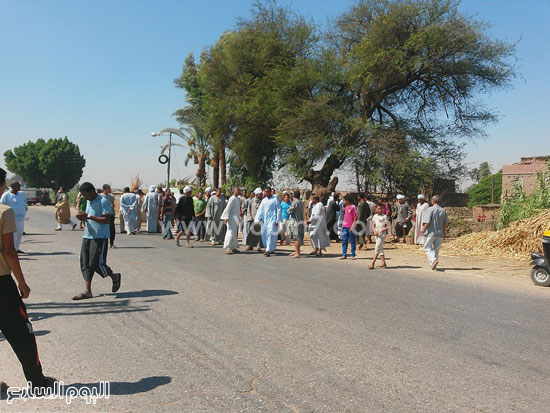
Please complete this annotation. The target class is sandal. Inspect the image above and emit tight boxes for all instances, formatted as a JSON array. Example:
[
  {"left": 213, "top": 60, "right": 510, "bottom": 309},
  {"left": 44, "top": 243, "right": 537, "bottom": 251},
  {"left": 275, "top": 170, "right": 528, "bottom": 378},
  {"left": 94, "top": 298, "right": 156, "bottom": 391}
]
[
  {"left": 72, "top": 293, "right": 93, "bottom": 300},
  {"left": 368, "top": 264, "right": 374, "bottom": 270},
  {"left": 186, "top": 244, "right": 194, "bottom": 248}
]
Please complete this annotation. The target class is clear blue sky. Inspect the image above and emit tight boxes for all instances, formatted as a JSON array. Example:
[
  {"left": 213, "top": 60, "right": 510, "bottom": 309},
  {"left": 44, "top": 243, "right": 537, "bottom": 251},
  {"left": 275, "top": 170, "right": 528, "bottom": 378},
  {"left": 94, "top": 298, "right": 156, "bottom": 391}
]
[{"left": 1, "top": 0, "right": 548, "bottom": 190}]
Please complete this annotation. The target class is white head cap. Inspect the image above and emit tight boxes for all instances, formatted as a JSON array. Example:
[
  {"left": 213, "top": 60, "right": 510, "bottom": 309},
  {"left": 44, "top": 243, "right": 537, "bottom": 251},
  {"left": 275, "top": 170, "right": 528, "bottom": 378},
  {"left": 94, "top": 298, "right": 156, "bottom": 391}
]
[
  {"left": 417, "top": 194, "right": 425, "bottom": 200},
  {"left": 183, "top": 186, "right": 192, "bottom": 194},
  {"left": 396, "top": 194, "right": 405, "bottom": 200},
  {"left": 283, "top": 190, "right": 289, "bottom": 195},
  {"left": 149, "top": 185, "right": 156, "bottom": 192},
  {"left": 205, "top": 187, "right": 212, "bottom": 193},
  {"left": 254, "top": 188, "right": 262, "bottom": 195}
]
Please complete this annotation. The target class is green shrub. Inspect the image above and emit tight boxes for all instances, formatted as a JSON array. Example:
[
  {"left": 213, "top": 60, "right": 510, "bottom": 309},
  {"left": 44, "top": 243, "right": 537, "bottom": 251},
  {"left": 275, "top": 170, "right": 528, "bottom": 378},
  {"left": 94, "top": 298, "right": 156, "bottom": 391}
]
[{"left": 497, "top": 164, "right": 550, "bottom": 229}]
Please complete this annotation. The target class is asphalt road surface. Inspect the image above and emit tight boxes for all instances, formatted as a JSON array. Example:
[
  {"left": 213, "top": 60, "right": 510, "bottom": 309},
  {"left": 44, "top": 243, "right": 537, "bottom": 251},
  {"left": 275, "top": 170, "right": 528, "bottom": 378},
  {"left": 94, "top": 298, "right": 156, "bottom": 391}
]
[{"left": 1, "top": 206, "right": 549, "bottom": 412}]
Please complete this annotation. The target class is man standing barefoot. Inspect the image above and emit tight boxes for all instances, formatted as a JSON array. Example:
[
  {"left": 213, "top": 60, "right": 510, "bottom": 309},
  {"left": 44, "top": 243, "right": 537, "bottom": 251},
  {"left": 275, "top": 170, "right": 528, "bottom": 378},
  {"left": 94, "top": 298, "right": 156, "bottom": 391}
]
[{"left": 72, "top": 182, "right": 121, "bottom": 300}]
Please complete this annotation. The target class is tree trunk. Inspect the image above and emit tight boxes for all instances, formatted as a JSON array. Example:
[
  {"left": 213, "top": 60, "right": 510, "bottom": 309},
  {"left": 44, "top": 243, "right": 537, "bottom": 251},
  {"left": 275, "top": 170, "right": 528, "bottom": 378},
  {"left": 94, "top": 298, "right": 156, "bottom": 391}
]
[
  {"left": 219, "top": 143, "right": 226, "bottom": 186},
  {"left": 304, "top": 154, "right": 344, "bottom": 199},
  {"left": 199, "top": 156, "right": 206, "bottom": 187},
  {"left": 213, "top": 151, "right": 219, "bottom": 189}
]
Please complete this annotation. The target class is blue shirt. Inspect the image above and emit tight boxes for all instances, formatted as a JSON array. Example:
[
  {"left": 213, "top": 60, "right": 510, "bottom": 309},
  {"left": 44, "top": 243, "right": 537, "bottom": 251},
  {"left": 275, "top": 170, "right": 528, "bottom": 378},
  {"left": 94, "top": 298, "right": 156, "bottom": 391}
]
[
  {"left": 281, "top": 201, "right": 290, "bottom": 220},
  {"left": 0, "top": 191, "right": 27, "bottom": 220},
  {"left": 83, "top": 195, "right": 112, "bottom": 239}
]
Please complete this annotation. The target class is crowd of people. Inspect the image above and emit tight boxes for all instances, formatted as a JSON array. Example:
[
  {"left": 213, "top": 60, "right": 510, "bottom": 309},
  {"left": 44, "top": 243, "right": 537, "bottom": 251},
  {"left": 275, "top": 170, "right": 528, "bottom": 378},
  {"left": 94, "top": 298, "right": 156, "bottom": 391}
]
[{"left": 57, "top": 183, "right": 448, "bottom": 269}]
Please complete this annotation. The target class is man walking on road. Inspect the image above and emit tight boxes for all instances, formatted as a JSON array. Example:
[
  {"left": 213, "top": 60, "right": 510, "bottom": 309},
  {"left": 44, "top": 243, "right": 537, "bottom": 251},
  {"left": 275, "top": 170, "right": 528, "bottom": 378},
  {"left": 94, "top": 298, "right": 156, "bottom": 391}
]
[
  {"left": 254, "top": 187, "right": 281, "bottom": 257},
  {"left": 102, "top": 184, "right": 117, "bottom": 248},
  {"left": 54, "top": 186, "right": 77, "bottom": 231},
  {"left": 420, "top": 195, "right": 448, "bottom": 271},
  {"left": 0, "top": 181, "right": 27, "bottom": 254},
  {"left": 0, "top": 168, "right": 57, "bottom": 394},
  {"left": 221, "top": 187, "right": 242, "bottom": 254},
  {"left": 72, "top": 182, "right": 121, "bottom": 300},
  {"left": 174, "top": 186, "right": 195, "bottom": 248}
]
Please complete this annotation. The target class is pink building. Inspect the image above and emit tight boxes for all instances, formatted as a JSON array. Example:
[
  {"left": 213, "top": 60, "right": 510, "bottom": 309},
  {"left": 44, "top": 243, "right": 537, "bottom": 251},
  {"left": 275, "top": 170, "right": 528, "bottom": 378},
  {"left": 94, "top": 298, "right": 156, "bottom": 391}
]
[{"left": 502, "top": 156, "right": 549, "bottom": 197}]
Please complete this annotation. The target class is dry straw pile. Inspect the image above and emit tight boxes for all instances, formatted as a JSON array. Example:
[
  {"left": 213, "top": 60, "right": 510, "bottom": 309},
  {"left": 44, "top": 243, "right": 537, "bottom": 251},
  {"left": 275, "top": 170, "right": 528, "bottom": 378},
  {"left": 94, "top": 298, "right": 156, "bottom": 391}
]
[{"left": 446, "top": 210, "right": 550, "bottom": 261}]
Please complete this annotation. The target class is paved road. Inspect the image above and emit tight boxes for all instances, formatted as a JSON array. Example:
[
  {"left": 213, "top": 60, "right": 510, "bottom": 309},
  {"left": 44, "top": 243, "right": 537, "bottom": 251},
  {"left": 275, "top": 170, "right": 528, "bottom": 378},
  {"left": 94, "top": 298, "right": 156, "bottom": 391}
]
[{"left": 1, "top": 206, "right": 549, "bottom": 412}]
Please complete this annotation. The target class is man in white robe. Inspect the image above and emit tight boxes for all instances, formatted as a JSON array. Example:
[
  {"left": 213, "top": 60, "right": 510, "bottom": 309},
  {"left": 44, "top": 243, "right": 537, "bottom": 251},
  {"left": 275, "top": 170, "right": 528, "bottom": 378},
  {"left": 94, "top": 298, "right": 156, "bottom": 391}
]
[
  {"left": 414, "top": 194, "right": 430, "bottom": 244},
  {"left": 308, "top": 195, "right": 330, "bottom": 256},
  {"left": 254, "top": 187, "right": 281, "bottom": 257},
  {"left": 142, "top": 185, "right": 159, "bottom": 233},
  {"left": 0, "top": 181, "right": 27, "bottom": 253},
  {"left": 119, "top": 187, "right": 138, "bottom": 235},
  {"left": 221, "top": 187, "right": 242, "bottom": 254}
]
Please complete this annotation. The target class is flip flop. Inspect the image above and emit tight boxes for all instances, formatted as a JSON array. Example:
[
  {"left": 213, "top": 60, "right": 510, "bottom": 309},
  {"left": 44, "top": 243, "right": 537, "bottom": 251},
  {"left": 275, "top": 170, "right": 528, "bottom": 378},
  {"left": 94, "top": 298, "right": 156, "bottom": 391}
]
[
  {"left": 186, "top": 245, "right": 194, "bottom": 248},
  {"left": 72, "top": 293, "right": 93, "bottom": 300},
  {"left": 112, "top": 273, "right": 121, "bottom": 293}
]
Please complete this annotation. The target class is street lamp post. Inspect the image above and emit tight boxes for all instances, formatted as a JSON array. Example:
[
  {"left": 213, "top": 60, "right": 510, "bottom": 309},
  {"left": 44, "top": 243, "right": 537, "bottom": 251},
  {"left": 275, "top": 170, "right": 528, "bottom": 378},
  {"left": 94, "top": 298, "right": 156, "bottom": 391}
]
[{"left": 151, "top": 131, "right": 173, "bottom": 189}]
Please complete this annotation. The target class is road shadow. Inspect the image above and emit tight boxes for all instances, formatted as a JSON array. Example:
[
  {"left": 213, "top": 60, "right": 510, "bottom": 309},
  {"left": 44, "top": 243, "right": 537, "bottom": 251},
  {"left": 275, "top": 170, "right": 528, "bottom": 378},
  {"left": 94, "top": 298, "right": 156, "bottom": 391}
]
[
  {"left": 66, "top": 376, "right": 172, "bottom": 396},
  {"left": 21, "top": 233, "right": 54, "bottom": 236},
  {"left": 438, "top": 267, "right": 483, "bottom": 271},
  {"left": 0, "top": 330, "right": 50, "bottom": 342},
  {"left": 113, "top": 289, "right": 179, "bottom": 299},
  {"left": 26, "top": 300, "right": 152, "bottom": 322},
  {"left": 391, "top": 265, "right": 423, "bottom": 269},
  {"left": 114, "top": 246, "right": 156, "bottom": 249},
  {"left": 25, "top": 251, "right": 74, "bottom": 256}
]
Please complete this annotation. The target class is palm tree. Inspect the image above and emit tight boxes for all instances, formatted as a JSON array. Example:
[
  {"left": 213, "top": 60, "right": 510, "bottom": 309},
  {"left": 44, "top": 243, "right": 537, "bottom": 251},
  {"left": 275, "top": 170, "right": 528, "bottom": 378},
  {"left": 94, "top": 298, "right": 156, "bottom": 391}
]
[{"left": 160, "top": 126, "right": 212, "bottom": 187}]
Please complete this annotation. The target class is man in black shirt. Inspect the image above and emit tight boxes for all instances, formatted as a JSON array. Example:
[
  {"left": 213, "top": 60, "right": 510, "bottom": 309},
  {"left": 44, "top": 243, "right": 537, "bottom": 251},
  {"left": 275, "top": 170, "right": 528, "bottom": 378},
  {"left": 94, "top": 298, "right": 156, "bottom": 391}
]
[{"left": 175, "top": 186, "right": 195, "bottom": 248}]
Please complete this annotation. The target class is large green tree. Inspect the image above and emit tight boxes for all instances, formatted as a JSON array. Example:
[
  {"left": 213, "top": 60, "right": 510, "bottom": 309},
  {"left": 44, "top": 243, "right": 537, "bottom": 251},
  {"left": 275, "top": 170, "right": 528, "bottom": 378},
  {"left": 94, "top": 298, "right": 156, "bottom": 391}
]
[
  {"left": 4, "top": 137, "right": 86, "bottom": 190},
  {"left": 275, "top": 0, "right": 515, "bottom": 194}
]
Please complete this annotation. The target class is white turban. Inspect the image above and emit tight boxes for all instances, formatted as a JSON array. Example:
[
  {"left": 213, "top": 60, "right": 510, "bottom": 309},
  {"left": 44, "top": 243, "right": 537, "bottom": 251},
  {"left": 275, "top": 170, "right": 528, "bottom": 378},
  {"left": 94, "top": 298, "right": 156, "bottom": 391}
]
[
  {"left": 417, "top": 194, "right": 425, "bottom": 200},
  {"left": 183, "top": 186, "right": 192, "bottom": 193},
  {"left": 396, "top": 194, "right": 405, "bottom": 200},
  {"left": 254, "top": 188, "right": 262, "bottom": 195},
  {"left": 205, "top": 187, "right": 212, "bottom": 193},
  {"left": 149, "top": 185, "right": 156, "bottom": 192}
]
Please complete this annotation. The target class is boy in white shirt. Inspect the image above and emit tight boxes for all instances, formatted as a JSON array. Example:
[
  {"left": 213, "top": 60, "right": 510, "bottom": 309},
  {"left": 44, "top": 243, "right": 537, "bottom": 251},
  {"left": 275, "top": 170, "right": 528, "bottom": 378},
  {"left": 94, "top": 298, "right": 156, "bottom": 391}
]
[{"left": 369, "top": 204, "right": 389, "bottom": 269}]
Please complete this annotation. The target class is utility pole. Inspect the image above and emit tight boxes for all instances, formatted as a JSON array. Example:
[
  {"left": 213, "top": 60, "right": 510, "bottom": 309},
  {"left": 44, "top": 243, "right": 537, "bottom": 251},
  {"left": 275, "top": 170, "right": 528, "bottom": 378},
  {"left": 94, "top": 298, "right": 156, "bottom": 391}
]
[{"left": 167, "top": 131, "right": 172, "bottom": 189}]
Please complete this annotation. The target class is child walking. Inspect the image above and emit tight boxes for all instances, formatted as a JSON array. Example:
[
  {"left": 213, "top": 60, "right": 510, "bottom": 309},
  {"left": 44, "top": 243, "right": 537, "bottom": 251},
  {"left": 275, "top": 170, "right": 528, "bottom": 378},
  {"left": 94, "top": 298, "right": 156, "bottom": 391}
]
[
  {"left": 369, "top": 204, "right": 389, "bottom": 269},
  {"left": 339, "top": 195, "right": 358, "bottom": 260}
]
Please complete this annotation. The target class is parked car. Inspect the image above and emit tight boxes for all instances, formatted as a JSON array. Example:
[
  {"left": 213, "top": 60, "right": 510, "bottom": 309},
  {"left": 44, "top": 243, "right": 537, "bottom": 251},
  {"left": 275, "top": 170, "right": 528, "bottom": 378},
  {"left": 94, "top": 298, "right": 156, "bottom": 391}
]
[{"left": 21, "top": 188, "right": 40, "bottom": 205}]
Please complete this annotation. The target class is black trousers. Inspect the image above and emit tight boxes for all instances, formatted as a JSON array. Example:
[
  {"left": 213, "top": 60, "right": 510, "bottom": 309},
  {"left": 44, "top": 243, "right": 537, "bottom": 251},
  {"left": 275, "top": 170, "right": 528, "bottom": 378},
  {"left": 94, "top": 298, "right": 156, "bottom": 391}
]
[
  {"left": 109, "top": 215, "right": 116, "bottom": 246},
  {"left": 0, "top": 275, "right": 46, "bottom": 387},
  {"left": 80, "top": 238, "right": 114, "bottom": 281},
  {"left": 195, "top": 216, "right": 206, "bottom": 240}
]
